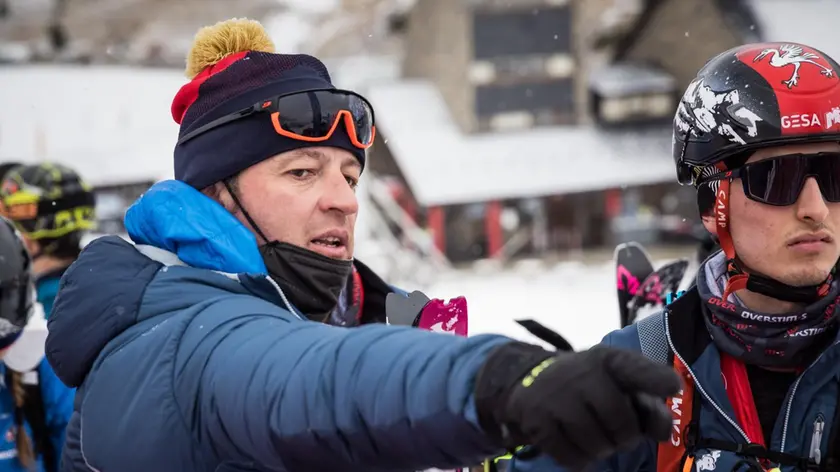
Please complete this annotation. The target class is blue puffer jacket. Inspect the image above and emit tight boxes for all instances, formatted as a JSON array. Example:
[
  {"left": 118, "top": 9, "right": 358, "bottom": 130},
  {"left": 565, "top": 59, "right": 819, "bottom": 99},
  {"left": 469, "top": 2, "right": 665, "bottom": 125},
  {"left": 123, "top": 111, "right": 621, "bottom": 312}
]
[
  {"left": 508, "top": 288, "right": 840, "bottom": 472},
  {"left": 45, "top": 180, "right": 510, "bottom": 472}
]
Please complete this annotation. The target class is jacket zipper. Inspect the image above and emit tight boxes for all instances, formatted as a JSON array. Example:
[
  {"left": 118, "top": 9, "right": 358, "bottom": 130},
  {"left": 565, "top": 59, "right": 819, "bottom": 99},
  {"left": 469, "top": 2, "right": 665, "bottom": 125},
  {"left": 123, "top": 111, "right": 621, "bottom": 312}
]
[
  {"left": 780, "top": 340, "right": 839, "bottom": 455},
  {"left": 663, "top": 310, "right": 751, "bottom": 443},
  {"left": 809, "top": 414, "right": 825, "bottom": 465},
  {"left": 264, "top": 275, "right": 304, "bottom": 320}
]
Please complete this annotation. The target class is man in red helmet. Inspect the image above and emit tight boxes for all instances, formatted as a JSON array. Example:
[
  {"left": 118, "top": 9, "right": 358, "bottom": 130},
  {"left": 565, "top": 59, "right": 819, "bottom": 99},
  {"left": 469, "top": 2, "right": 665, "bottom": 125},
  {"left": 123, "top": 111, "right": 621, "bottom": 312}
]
[{"left": 509, "top": 42, "right": 840, "bottom": 472}]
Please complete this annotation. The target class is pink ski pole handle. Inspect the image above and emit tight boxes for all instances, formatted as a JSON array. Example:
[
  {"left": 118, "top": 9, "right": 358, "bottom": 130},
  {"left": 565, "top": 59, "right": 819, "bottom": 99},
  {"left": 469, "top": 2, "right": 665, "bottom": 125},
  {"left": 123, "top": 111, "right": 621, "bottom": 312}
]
[{"left": 416, "top": 297, "right": 468, "bottom": 337}]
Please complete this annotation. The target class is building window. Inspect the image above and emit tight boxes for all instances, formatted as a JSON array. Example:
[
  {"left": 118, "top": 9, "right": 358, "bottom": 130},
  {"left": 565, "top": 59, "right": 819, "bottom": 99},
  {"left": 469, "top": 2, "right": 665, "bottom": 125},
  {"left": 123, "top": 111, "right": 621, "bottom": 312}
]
[
  {"left": 600, "top": 98, "right": 628, "bottom": 122},
  {"left": 472, "top": 6, "right": 572, "bottom": 60},
  {"left": 469, "top": 53, "right": 576, "bottom": 85},
  {"left": 647, "top": 94, "right": 673, "bottom": 117},
  {"left": 468, "top": 61, "right": 497, "bottom": 85},
  {"left": 476, "top": 79, "right": 574, "bottom": 117},
  {"left": 488, "top": 111, "right": 535, "bottom": 131},
  {"left": 597, "top": 93, "right": 674, "bottom": 123},
  {"left": 545, "top": 54, "right": 574, "bottom": 78}
]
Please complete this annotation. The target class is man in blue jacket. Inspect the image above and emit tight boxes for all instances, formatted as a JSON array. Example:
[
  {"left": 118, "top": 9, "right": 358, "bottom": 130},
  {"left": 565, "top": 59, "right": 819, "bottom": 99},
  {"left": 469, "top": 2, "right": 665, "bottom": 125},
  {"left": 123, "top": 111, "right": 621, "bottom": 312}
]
[
  {"left": 43, "top": 18, "right": 680, "bottom": 472},
  {"left": 509, "top": 42, "right": 840, "bottom": 472}
]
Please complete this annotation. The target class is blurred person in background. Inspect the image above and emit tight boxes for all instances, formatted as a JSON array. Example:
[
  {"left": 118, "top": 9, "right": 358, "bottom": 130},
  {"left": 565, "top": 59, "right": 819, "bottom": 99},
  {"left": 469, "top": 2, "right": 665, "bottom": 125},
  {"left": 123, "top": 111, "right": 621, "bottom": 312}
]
[
  {"left": 0, "top": 164, "right": 21, "bottom": 182},
  {"left": 0, "top": 215, "right": 73, "bottom": 472},
  {"left": 0, "top": 163, "right": 96, "bottom": 317},
  {"left": 509, "top": 42, "right": 840, "bottom": 472},
  {"left": 44, "top": 18, "right": 680, "bottom": 472}
]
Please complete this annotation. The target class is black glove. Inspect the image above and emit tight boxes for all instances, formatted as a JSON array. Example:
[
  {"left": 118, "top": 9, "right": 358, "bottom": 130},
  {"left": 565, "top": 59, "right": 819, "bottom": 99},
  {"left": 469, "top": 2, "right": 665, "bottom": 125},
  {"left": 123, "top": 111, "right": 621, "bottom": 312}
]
[{"left": 474, "top": 342, "right": 681, "bottom": 470}]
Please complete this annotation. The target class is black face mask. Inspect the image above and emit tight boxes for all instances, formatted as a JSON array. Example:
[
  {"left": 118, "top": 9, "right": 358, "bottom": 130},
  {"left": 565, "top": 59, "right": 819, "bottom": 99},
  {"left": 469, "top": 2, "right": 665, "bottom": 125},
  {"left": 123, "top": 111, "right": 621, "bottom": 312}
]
[
  {"left": 260, "top": 242, "right": 353, "bottom": 321},
  {"left": 220, "top": 179, "right": 354, "bottom": 321}
]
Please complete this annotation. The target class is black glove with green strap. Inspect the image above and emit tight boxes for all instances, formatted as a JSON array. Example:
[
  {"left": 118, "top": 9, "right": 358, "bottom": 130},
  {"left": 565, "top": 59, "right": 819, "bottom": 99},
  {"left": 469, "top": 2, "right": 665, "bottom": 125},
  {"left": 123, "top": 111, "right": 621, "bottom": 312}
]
[{"left": 474, "top": 336, "right": 681, "bottom": 470}]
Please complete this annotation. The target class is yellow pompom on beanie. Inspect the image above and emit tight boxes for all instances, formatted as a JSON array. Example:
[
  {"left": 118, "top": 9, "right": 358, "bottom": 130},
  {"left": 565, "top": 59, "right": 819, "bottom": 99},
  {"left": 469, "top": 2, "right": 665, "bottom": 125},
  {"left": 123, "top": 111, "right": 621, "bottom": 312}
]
[{"left": 184, "top": 18, "right": 275, "bottom": 80}]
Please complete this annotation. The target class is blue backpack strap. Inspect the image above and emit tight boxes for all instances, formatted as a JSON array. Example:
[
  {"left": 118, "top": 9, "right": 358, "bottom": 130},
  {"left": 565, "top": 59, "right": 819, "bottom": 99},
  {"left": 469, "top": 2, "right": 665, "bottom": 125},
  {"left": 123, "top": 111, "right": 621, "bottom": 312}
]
[{"left": 635, "top": 313, "right": 671, "bottom": 365}]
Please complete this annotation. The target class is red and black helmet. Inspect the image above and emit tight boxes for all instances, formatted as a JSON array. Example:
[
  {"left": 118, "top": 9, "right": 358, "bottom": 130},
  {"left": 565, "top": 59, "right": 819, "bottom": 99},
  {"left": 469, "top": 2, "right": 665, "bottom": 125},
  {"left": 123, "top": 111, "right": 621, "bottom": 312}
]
[{"left": 673, "top": 42, "right": 840, "bottom": 185}]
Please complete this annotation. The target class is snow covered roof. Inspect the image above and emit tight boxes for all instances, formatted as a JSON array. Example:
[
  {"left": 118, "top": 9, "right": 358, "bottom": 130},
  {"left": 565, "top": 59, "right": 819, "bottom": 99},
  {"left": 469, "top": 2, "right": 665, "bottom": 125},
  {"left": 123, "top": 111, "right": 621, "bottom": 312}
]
[
  {"left": 323, "top": 55, "right": 401, "bottom": 91},
  {"left": 589, "top": 62, "right": 676, "bottom": 97},
  {"left": 363, "top": 80, "right": 675, "bottom": 207},
  {"left": 746, "top": 0, "right": 840, "bottom": 60},
  {"left": 0, "top": 65, "right": 184, "bottom": 186}
]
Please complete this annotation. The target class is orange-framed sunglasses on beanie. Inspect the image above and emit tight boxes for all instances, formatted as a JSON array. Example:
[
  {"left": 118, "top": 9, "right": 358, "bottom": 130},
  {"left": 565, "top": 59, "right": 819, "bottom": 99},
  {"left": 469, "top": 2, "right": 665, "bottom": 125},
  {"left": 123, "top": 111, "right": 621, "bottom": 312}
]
[{"left": 170, "top": 25, "right": 375, "bottom": 191}]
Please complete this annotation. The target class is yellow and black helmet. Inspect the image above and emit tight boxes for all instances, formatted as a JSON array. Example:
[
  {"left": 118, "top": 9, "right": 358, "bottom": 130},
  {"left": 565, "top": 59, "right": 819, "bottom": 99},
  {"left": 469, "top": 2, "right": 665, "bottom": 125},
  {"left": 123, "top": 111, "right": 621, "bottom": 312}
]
[{"left": 0, "top": 163, "right": 96, "bottom": 242}]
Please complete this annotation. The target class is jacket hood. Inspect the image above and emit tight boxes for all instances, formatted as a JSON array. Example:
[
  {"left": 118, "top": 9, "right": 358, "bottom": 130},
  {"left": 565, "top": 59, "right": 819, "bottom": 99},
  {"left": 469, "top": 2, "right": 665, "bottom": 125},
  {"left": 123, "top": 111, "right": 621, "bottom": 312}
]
[{"left": 46, "top": 180, "right": 278, "bottom": 387}]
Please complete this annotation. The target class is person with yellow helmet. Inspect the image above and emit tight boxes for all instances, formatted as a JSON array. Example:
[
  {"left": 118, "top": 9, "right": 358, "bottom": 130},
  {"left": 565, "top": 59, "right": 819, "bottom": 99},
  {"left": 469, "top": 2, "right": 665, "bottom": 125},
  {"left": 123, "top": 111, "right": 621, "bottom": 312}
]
[{"left": 0, "top": 163, "right": 96, "bottom": 317}]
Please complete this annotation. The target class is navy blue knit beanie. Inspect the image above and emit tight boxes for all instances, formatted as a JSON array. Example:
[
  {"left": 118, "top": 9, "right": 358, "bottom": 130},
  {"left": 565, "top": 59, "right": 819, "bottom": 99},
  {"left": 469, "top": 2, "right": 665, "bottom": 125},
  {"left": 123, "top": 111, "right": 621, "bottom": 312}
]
[{"left": 171, "top": 18, "right": 366, "bottom": 190}]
